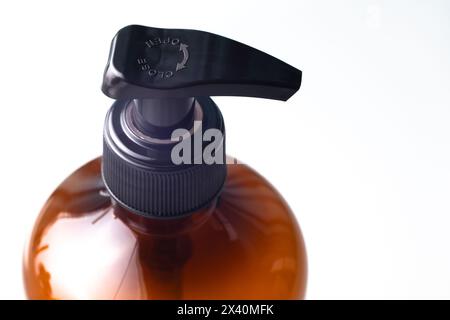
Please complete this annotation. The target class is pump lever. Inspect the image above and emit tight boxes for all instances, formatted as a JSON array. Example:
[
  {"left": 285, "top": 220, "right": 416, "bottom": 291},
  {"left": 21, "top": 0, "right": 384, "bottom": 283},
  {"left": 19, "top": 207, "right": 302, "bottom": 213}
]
[{"left": 102, "top": 25, "right": 302, "bottom": 101}]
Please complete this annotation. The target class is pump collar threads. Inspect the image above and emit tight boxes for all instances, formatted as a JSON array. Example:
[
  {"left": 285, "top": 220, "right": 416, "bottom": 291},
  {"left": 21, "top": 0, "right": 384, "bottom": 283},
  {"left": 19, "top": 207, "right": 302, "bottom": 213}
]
[{"left": 102, "top": 97, "right": 227, "bottom": 217}]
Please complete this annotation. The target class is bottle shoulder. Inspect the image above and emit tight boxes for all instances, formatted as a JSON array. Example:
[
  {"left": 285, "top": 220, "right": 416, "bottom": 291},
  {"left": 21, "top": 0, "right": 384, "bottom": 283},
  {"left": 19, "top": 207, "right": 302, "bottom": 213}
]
[{"left": 24, "top": 157, "right": 307, "bottom": 299}]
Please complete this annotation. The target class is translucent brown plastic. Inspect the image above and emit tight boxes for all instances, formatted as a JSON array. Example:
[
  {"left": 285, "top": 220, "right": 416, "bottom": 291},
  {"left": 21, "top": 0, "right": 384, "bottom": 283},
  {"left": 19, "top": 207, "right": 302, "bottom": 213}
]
[{"left": 23, "top": 158, "right": 307, "bottom": 299}]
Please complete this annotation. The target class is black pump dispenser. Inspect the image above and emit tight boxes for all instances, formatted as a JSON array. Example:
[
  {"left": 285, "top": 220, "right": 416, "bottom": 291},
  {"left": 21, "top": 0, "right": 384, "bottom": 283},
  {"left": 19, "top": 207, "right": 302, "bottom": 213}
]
[{"left": 101, "top": 25, "right": 302, "bottom": 217}]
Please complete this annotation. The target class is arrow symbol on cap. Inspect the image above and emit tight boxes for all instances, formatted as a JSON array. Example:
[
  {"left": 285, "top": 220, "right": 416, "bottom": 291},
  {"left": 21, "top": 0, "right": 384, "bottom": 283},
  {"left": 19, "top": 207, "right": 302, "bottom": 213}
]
[{"left": 176, "top": 43, "right": 189, "bottom": 71}]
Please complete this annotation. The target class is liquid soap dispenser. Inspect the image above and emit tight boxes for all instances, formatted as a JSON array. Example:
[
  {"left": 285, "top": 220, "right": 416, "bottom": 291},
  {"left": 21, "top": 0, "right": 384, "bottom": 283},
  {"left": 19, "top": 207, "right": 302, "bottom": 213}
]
[{"left": 23, "top": 25, "right": 307, "bottom": 299}]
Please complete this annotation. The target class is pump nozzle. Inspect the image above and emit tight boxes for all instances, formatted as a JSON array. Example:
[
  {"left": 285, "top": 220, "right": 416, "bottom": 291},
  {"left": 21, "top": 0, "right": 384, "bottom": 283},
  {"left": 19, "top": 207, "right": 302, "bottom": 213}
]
[{"left": 102, "top": 25, "right": 302, "bottom": 102}]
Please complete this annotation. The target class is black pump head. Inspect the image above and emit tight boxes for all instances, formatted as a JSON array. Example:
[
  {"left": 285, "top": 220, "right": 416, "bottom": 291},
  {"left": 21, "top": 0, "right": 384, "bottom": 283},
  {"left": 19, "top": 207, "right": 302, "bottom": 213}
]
[
  {"left": 102, "top": 25, "right": 301, "bottom": 100},
  {"left": 101, "top": 25, "right": 302, "bottom": 217}
]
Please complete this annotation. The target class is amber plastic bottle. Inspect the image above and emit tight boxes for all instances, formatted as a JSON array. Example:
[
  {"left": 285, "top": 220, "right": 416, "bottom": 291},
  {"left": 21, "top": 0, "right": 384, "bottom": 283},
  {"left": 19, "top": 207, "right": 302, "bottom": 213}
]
[
  {"left": 23, "top": 25, "right": 306, "bottom": 299},
  {"left": 23, "top": 158, "right": 307, "bottom": 299}
]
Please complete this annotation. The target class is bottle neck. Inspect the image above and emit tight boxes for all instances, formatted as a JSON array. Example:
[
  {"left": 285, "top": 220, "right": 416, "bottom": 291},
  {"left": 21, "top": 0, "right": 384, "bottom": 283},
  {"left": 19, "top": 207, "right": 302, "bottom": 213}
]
[{"left": 112, "top": 197, "right": 217, "bottom": 237}]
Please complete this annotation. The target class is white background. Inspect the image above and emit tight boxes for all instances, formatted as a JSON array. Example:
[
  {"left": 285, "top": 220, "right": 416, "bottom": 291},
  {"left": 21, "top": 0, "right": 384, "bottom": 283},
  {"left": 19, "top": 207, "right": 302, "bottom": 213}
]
[{"left": 0, "top": 0, "right": 449, "bottom": 299}]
